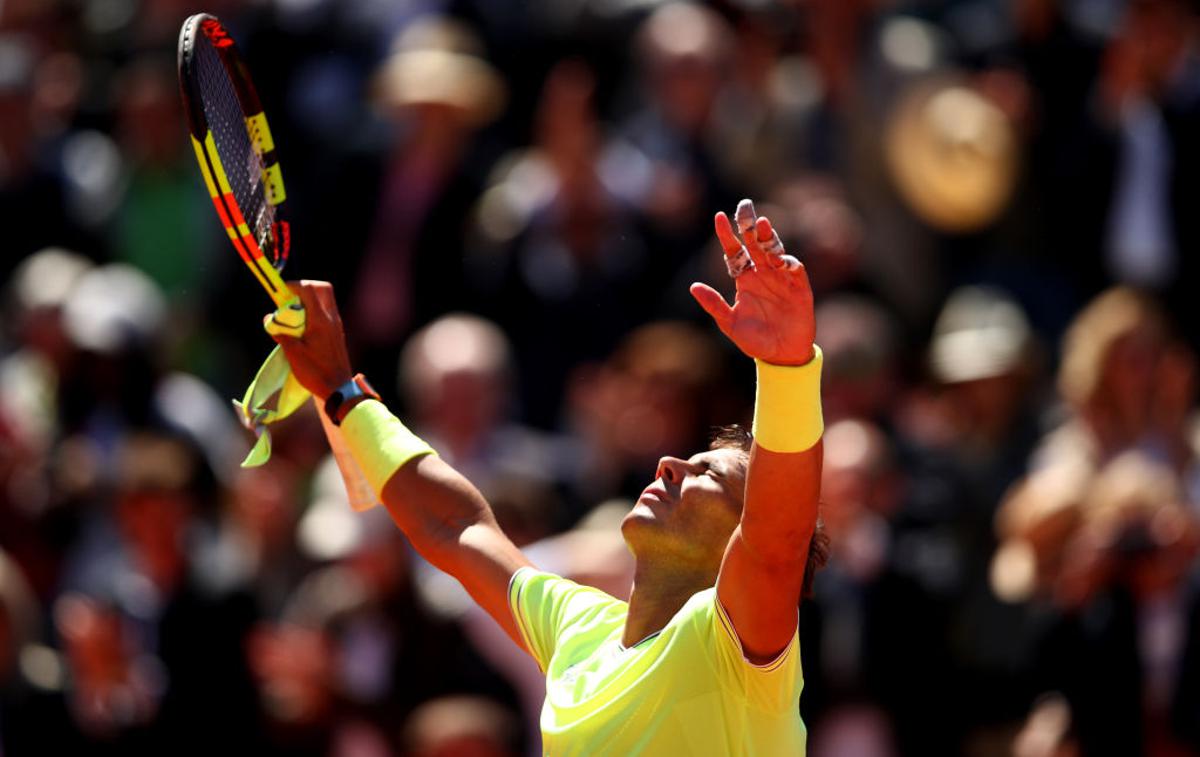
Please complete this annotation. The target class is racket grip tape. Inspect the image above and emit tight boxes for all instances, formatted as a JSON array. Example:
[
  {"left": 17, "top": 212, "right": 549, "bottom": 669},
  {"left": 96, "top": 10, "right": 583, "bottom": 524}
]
[{"left": 264, "top": 298, "right": 306, "bottom": 338}]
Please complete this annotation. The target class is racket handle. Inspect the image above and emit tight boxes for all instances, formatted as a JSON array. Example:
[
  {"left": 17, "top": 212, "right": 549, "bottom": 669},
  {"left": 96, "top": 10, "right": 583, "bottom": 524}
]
[{"left": 264, "top": 297, "right": 306, "bottom": 338}]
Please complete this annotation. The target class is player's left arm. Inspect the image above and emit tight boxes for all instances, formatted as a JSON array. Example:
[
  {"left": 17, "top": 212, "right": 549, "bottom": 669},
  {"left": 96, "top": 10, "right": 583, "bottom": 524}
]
[{"left": 691, "top": 201, "right": 823, "bottom": 664}]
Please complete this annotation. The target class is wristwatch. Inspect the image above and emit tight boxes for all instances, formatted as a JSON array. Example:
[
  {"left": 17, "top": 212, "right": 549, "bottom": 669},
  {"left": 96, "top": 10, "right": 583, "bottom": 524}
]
[{"left": 324, "top": 373, "right": 381, "bottom": 426}]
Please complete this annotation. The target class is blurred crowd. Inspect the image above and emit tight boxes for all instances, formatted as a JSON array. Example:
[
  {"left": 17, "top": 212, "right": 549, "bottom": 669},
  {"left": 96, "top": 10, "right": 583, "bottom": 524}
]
[{"left": 2, "top": 0, "right": 1200, "bottom": 755}]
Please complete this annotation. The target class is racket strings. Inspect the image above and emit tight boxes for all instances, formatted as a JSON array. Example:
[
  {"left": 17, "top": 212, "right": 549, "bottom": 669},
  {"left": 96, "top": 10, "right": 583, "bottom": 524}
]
[{"left": 192, "top": 38, "right": 280, "bottom": 267}]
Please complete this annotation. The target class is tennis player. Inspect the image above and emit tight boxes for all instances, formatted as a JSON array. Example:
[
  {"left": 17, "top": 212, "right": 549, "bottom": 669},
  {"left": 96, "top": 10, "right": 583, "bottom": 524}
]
[{"left": 270, "top": 201, "right": 824, "bottom": 755}]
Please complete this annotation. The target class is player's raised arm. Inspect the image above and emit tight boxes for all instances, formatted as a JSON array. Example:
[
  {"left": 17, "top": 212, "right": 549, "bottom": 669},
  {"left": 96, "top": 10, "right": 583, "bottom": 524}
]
[
  {"left": 690, "top": 200, "right": 823, "bottom": 664},
  {"left": 268, "top": 281, "right": 533, "bottom": 648}
]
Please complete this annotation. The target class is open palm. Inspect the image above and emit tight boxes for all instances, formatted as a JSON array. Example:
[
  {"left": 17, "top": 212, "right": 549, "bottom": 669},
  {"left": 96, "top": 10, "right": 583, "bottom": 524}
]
[{"left": 690, "top": 206, "right": 816, "bottom": 366}]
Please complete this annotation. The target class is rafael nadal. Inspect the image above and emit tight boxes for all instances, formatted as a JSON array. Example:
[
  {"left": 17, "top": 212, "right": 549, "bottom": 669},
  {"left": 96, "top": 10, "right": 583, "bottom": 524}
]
[{"left": 270, "top": 200, "right": 825, "bottom": 755}]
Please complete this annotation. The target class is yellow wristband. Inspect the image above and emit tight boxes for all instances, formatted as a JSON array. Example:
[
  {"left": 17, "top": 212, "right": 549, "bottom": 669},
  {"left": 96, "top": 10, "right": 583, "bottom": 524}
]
[
  {"left": 340, "top": 399, "right": 437, "bottom": 496},
  {"left": 752, "top": 346, "right": 824, "bottom": 453}
]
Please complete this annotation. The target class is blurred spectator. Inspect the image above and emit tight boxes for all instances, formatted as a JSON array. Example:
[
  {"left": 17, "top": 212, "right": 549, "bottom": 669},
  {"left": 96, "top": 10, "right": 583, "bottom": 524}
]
[
  {"left": 1036, "top": 286, "right": 1169, "bottom": 471},
  {"left": 399, "top": 313, "right": 565, "bottom": 517},
  {"left": 1100, "top": 0, "right": 1200, "bottom": 294},
  {"left": 53, "top": 591, "right": 163, "bottom": 746},
  {"left": 918, "top": 285, "right": 1041, "bottom": 487},
  {"left": 57, "top": 262, "right": 167, "bottom": 442},
  {"left": 0, "top": 33, "right": 94, "bottom": 278},
  {"left": 110, "top": 56, "right": 219, "bottom": 305},
  {"left": 0, "top": 549, "right": 80, "bottom": 754},
  {"left": 55, "top": 430, "right": 260, "bottom": 754},
  {"left": 397, "top": 312, "right": 570, "bottom": 542},
  {"left": 467, "top": 58, "right": 651, "bottom": 428},
  {"left": 401, "top": 694, "right": 520, "bottom": 757},
  {"left": 1, "top": 247, "right": 92, "bottom": 468},
  {"left": 821, "top": 420, "right": 904, "bottom": 587},
  {"left": 802, "top": 418, "right": 903, "bottom": 754},
  {"left": 210, "top": 460, "right": 312, "bottom": 618},
  {"left": 1015, "top": 452, "right": 1200, "bottom": 755},
  {"left": 337, "top": 15, "right": 506, "bottom": 384},
  {"left": 246, "top": 618, "right": 339, "bottom": 755},
  {"left": 256, "top": 458, "right": 522, "bottom": 755},
  {"left": 993, "top": 460, "right": 1094, "bottom": 606},
  {"left": 1011, "top": 693, "right": 1079, "bottom": 757},
  {"left": 864, "top": 286, "right": 1044, "bottom": 753},
  {"left": 814, "top": 295, "right": 902, "bottom": 426},
  {"left": 617, "top": 2, "right": 736, "bottom": 257},
  {"left": 1147, "top": 340, "right": 1200, "bottom": 497},
  {"left": 563, "top": 320, "right": 736, "bottom": 507},
  {"left": 2, "top": 1, "right": 1200, "bottom": 753},
  {"left": 1020, "top": 0, "right": 1200, "bottom": 344}
]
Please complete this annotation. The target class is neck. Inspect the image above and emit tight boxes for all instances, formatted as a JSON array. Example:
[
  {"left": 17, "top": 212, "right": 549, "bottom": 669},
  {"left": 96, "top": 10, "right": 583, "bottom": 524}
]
[{"left": 622, "top": 557, "right": 714, "bottom": 647}]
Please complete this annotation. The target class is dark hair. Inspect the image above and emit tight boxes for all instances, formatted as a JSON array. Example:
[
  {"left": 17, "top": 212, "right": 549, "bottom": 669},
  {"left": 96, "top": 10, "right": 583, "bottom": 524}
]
[{"left": 709, "top": 425, "right": 830, "bottom": 600}]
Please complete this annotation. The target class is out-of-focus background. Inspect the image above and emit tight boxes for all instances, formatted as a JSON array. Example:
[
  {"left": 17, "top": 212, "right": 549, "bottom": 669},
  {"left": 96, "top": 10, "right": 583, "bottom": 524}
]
[{"left": 2, "top": 0, "right": 1200, "bottom": 754}]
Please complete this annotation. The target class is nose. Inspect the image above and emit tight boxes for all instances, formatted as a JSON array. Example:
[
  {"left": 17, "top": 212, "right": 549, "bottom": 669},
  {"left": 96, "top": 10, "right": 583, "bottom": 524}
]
[{"left": 656, "top": 456, "right": 690, "bottom": 485}]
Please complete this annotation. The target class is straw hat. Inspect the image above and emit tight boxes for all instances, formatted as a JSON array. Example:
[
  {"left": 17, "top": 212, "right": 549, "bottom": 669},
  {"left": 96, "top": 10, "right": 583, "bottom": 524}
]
[
  {"left": 885, "top": 78, "right": 1017, "bottom": 233},
  {"left": 372, "top": 16, "right": 506, "bottom": 128}
]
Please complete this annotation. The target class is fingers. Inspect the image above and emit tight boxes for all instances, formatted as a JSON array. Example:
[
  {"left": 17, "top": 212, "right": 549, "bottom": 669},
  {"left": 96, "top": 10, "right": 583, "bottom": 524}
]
[
  {"left": 293, "top": 280, "right": 336, "bottom": 320},
  {"left": 755, "top": 217, "right": 802, "bottom": 271},
  {"left": 301, "top": 279, "right": 338, "bottom": 317},
  {"left": 735, "top": 200, "right": 770, "bottom": 271},
  {"left": 715, "top": 212, "right": 754, "bottom": 278},
  {"left": 735, "top": 198, "right": 758, "bottom": 237},
  {"left": 714, "top": 212, "right": 743, "bottom": 255},
  {"left": 755, "top": 217, "right": 776, "bottom": 249},
  {"left": 689, "top": 282, "right": 734, "bottom": 335},
  {"left": 739, "top": 205, "right": 802, "bottom": 273}
]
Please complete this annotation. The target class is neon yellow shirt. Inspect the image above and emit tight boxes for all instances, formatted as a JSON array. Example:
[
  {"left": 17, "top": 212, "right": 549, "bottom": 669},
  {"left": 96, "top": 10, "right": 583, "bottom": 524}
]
[{"left": 508, "top": 568, "right": 806, "bottom": 756}]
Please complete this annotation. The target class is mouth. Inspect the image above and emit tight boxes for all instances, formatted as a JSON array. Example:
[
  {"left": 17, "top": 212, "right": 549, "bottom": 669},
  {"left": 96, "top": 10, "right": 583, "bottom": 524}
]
[{"left": 637, "top": 486, "right": 667, "bottom": 505}]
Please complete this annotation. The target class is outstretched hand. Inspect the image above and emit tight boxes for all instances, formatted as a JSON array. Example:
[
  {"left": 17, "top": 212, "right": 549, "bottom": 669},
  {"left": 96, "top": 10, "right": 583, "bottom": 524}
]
[
  {"left": 690, "top": 200, "right": 816, "bottom": 365},
  {"left": 266, "top": 280, "right": 354, "bottom": 400}
]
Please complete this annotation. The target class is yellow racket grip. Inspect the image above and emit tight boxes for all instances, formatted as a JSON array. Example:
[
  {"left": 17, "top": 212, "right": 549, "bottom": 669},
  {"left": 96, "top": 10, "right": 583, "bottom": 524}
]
[{"left": 264, "top": 292, "right": 305, "bottom": 338}]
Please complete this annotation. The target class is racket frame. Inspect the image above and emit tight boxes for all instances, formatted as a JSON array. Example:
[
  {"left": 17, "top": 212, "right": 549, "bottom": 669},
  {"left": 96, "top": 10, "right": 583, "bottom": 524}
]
[{"left": 178, "top": 13, "right": 294, "bottom": 308}]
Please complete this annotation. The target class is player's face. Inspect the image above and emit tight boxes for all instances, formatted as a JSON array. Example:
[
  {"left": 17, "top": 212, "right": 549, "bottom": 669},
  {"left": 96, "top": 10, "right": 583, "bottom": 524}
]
[{"left": 622, "top": 447, "right": 748, "bottom": 572}]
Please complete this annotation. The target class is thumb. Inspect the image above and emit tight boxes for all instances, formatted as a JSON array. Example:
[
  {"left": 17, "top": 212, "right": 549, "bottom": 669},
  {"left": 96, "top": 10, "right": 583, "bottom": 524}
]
[{"left": 690, "top": 283, "right": 734, "bottom": 335}]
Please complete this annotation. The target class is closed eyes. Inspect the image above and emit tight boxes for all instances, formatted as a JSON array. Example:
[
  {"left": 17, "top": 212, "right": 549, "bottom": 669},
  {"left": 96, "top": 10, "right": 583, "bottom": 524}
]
[{"left": 697, "top": 458, "right": 727, "bottom": 481}]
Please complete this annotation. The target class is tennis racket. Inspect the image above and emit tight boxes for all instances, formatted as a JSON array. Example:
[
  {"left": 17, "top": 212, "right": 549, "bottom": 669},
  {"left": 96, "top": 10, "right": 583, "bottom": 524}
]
[
  {"left": 178, "top": 14, "right": 375, "bottom": 511},
  {"left": 178, "top": 12, "right": 298, "bottom": 315}
]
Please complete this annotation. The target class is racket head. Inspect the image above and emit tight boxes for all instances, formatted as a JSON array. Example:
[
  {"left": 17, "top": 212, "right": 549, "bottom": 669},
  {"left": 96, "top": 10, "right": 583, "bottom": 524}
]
[{"left": 178, "top": 13, "right": 293, "bottom": 307}]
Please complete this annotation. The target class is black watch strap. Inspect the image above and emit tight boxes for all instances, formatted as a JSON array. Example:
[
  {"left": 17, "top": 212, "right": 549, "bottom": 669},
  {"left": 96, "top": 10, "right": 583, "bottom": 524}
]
[{"left": 325, "top": 373, "right": 380, "bottom": 426}]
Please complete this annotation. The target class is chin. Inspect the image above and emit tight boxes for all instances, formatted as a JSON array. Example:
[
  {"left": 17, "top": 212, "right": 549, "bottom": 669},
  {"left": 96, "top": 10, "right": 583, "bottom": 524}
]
[
  {"left": 620, "top": 508, "right": 655, "bottom": 547},
  {"left": 621, "top": 505, "right": 649, "bottom": 529}
]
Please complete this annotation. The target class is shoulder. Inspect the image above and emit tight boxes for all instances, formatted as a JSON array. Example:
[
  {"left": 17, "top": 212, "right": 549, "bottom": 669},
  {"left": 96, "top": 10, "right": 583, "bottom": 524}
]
[
  {"left": 659, "top": 589, "right": 803, "bottom": 712},
  {"left": 509, "top": 568, "right": 627, "bottom": 672},
  {"left": 508, "top": 568, "right": 628, "bottom": 636}
]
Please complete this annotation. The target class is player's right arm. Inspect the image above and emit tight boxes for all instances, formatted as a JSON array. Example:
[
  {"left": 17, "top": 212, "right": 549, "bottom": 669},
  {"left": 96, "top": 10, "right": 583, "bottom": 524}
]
[{"left": 269, "top": 281, "right": 533, "bottom": 648}]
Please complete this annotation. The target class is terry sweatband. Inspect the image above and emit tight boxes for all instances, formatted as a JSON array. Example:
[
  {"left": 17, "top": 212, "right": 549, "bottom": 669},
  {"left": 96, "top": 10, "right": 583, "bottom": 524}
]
[
  {"left": 340, "top": 399, "right": 437, "bottom": 496},
  {"left": 752, "top": 345, "right": 824, "bottom": 453}
]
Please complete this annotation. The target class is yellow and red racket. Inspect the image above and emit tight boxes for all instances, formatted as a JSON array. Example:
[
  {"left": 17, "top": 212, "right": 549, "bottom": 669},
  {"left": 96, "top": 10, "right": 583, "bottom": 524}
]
[
  {"left": 178, "top": 13, "right": 300, "bottom": 321},
  {"left": 178, "top": 14, "right": 374, "bottom": 510}
]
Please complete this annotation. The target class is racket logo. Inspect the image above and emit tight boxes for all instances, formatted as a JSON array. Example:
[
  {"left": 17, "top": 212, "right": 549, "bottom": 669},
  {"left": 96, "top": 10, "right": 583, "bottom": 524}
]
[{"left": 201, "top": 19, "right": 235, "bottom": 48}]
